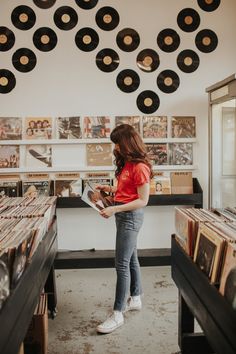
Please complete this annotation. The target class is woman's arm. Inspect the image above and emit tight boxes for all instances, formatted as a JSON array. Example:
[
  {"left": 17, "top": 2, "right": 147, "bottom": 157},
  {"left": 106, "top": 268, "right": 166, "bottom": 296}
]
[{"left": 96, "top": 184, "right": 117, "bottom": 194}]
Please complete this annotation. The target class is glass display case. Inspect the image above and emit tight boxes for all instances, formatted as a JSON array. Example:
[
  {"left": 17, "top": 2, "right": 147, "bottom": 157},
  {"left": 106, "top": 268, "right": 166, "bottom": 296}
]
[{"left": 206, "top": 74, "right": 236, "bottom": 208}]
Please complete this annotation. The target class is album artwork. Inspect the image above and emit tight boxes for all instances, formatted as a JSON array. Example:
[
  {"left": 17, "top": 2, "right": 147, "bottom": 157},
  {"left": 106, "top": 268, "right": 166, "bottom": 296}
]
[
  {"left": 83, "top": 116, "right": 111, "bottom": 138},
  {"left": 146, "top": 143, "right": 168, "bottom": 165},
  {"left": 56, "top": 116, "right": 82, "bottom": 139},
  {"left": 86, "top": 143, "right": 113, "bottom": 166},
  {"left": 0, "top": 174, "right": 21, "bottom": 197},
  {"left": 171, "top": 116, "right": 196, "bottom": 138},
  {"left": 170, "top": 172, "right": 193, "bottom": 194},
  {"left": 0, "top": 145, "right": 20, "bottom": 168},
  {"left": 26, "top": 145, "right": 52, "bottom": 168},
  {"left": 55, "top": 173, "right": 82, "bottom": 197},
  {"left": 142, "top": 116, "right": 167, "bottom": 138},
  {"left": 115, "top": 116, "right": 141, "bottom": 133},
  {"left": 219, "top": 242, "right": 236, "bottom": 296},
  {"left": 150, "top": 175, "right": 171, "bottom": 195},
  {"left": 169, "top": 143, "right": 193, "bottom": 165},
  {"left": 24, "top": 117, "right": 52, "bottom": 139},
  {"left": 0, "top": 117, "right": 22, "bottom": 140},
  {"left": 81, "top": 182, "right": 113, "bottom": 212},
  {"left": 22, "top": 181, "right": 51, "bottom": 197}
]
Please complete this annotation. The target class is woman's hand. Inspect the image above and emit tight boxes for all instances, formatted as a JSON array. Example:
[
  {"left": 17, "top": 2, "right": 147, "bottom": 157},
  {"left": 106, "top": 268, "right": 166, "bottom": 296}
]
[
  {"left": 95, "top": 184, "right": 111, "bottom": 194},
  {"left": 100, "top": 206, "right": 116, "bottom": 218}
]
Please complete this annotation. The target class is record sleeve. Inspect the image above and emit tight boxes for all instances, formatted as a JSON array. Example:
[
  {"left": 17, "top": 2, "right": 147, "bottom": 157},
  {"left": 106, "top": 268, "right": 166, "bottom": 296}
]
[
  {"left": 86, "top": 143, "right": 113, "bottom": 166},
  {"left": 146, "top": 143, "right": 168, "bottom": 165},
  {"left": 0, "top": 117, "right": 22, "bottom": 140},
  {"left": 219, "top": 242, "right": 236, "bottom": 296},
  {"left": 83, "top": 117, "right": 111, "bottom": 138},
  {"left": 169, "top": 143, "right": 193, "bottom": 165},
  {"left": 142, "top": 116, "right": 167, "bottom": 138},
  {"left": 0, "top": 259, "right": 10, "bottom": 310},
  {"left": 0, "top": 174, "right": 20, "bottom": 197},
  {"left": 0, "top": 145, "right": 19, "bottom": 168},
  {"left": 26, "top": 145, "right": 52, "bottom": 168},
  {"left": 151, "top": 175, "right": 171, "bottom": 195},
  {"left": 115, "top": 116, "right": 141, "bottom": 133},
  {"left": 24, "top": 117, "right": 52, "bottom": 139},
  {"left": 171, "top": 116, "right": 196, "bottom": 138},
  {"left": 56, "top": 117, "right": 82, "bottom": 139},
  {"left": 22, "top": 180, "right": 51, "bottom": 198},
  {"left": 54, "top": 173, "right": 82, "bottom": 197},
  {"left": 170, "top": 172, "right": 193, "bottom": 194},
  {"left": 81, "top": 182, "right": 113, "bottom": 211}
]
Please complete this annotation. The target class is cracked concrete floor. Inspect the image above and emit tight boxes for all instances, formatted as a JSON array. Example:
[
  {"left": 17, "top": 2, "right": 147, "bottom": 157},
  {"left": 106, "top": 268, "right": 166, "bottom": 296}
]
[{"left": 48, "top": 266, "right": 180, "bottom": 354}]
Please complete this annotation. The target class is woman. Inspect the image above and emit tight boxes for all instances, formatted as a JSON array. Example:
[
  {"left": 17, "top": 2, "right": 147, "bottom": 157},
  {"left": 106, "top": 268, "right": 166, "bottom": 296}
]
[{"left": 96, "top": 124, "right": 153, "bottom": 334}]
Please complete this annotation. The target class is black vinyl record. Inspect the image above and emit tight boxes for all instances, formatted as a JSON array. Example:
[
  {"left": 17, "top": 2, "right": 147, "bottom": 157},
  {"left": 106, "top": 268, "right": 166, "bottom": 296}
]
[
  {"left": 136, "top": 49, "right": 160, "bottom": 73},
  {"left": 177, "top": 8, "right": 200, "bottom": 32},
  {"left": 96, "top": 48, "right": 119, "bottom": 72},
  {"left": 75, "top": 0, "right": 98, "bottom": 10},
  {"left": 0, "top": 69, "right": 16, "bottom": 94},
  {"left": 195, "top": 29, "right": 218, "bottom": 53},
  {"left": 12, "top": 48, "right": 37, "bottom": 73},
  {"left": 116, "top": 28, "right": 140, "bottom": 52},
  {"left": 33, "top": 27, "right": 57, "bottom": 52},
  {"left": 33, "top": 0, "right": 56, "bottom": 9},
  {"left": 136, "top": 90, "right": 160, "bottom": 114},
  {"left": 95, "top": 6, "right": 119, "bottom": 31},
  {"left": 157, "top": 70, "right": 180, "bottom": 93},
  {"left": 11, "top": 6, "right": 36, "bottom": 30},
  {"left": 54, "top": 6, "right": 78, "bottom": 31},
  {"left": 116, "top": 69, "right": 140, "bottom": 93},
  {"left": 157, "top": 28, "right": 180, "bottom": 53},
  {"left": 0, "top": 27, "right": 15, "bottom": 52},
  {"left": 75, "top": 27, "right": 99, "bottom": 51},
  {"left": 177, "top": 49, "right": 200, "bottom": 73},
  {"left": 197, "top": 0, "right": 220, "bottom": 12}
]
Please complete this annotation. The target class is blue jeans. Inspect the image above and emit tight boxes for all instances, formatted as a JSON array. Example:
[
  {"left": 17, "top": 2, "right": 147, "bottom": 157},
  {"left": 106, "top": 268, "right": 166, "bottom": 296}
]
[{"left": 114, "top": 208, "right": 144, "bottom": 311}]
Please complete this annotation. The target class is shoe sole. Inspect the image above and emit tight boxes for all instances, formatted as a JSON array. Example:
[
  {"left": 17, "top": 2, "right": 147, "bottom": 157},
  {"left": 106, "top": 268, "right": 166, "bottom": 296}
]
[{"left": 96, "top": 321, "right": 124, "bottom": 334}]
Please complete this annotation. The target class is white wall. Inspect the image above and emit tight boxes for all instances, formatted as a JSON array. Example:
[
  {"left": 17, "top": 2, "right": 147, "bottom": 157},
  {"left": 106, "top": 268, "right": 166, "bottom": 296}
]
[{"left": 0, "top": 0, "right": 236, "bottom": 250}]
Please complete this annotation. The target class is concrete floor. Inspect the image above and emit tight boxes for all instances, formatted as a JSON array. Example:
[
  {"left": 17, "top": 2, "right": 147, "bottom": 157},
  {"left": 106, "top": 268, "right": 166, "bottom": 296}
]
[{"left": 48, "top": 266, "right": 180, "bottom": 354}]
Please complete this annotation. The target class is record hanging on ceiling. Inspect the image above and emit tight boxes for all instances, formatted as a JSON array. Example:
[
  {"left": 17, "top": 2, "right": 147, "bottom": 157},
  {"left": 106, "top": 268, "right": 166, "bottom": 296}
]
[
  {"left": 95, "top": 6, "right": 119, "bottom": 31},
  {"left": 116, "top": 28, "right": 140, "bottom": 52},
  {"left": 75, "top": 0, "right": 98, "bottom": 10},
  {"left": 136, "top": 90, "right": 160, "bottom": 114},
  {"left": 0, "top": 27, "right": 15, "bottom": 52},
  {"left": 197, "top": 0, "right": 221, "bottom": 12},
  {"left": 157, "top": 28, "right": 180, "bottom": 53},
  {"left": 33, "top": 27, "right": 58, "bottom": 52},
  {"left": 177, "top": 49, "right": 200, "bottom": 73},
  {"left": 195, "top": 29, "right": 218, "bottom": 53},
  {"left": 12, "top": 48, "right": 37, "bottom": 73},
  {"left": 177, "top": 8, "right": 200, "bottom": 32},
  {"left": 157, "top": 70, "right": 180, "bottom": 93},
  {"left": 0, "top": 69, "right": 16, "bottom": 94},
  {"left": 75, "top": 27, "right": 99, "bottom": 52},
  {"left": 96, "top": 48, "right": 119, "bottom": 73},
  {"left": 136, "top": 49, "right": 160, "bottom": 73},
  {"left": 116, "top": 69, "right": 140, "bottom": 93},
  {"left": 11, "top": 5, "right": 36, "bottom": 30},
  {"left": 54, "top": 6, "right": 78, "bottom": 31},
  {"left": 33, "top": 0, "right": 56, "bottom": 9}
]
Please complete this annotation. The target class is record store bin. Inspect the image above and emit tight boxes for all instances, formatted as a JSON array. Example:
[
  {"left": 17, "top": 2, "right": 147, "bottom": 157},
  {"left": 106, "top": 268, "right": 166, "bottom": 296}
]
[{"left": 206, "top": 74, "right": 236, "bottom": 208}]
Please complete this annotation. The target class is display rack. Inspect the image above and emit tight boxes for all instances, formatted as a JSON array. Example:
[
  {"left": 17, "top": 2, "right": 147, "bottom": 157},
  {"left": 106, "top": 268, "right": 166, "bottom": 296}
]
[
  {"left": 171, "top": 235, "right": 236, "bottom": 354},
  {"left": 0, "top": 220, "right": 58, "bottom": 354}
]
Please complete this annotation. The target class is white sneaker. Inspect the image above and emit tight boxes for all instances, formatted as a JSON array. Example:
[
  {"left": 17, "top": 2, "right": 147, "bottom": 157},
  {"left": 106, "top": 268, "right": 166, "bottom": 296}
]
[
  {"left": 96, "top": 311, "right": 124, "bottom": 334},
  {"left": 125, "top": 295, "right": 142, "bottom": 312}
]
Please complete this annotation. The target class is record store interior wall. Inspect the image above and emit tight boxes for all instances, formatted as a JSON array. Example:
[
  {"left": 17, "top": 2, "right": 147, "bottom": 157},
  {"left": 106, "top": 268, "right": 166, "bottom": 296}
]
[{"left": 0, "top": 0, "right": 236, "bottom": 250}]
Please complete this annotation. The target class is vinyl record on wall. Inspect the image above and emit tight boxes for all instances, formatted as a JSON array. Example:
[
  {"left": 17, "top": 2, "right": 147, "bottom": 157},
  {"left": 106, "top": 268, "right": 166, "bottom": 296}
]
[
  {"left": 136, "top": 90, "right": 160, "bottom": 114},
  {"left": 195, "top": 29, "right": 218, "bottom": 53},
  {"left": 0, "top": 27, "right": 15, "bottom": 52},
  {"left": 157, "top": 28, "right": 180, "bottom": 52},
  {"left": 75, "top": 27, "right": 99, "bottom": 52},
  {"left": 11, "top": 6, "right": 36, "bottom": 30},
  {"left": 96, "top": 48, "right": 119, "bottom": 72},
  {"left": 177, "top": 8, "right": 200, "bottom": 32},
  {"left": 116, "top": 28, "right": 140, "bottom": 52},
  {"left": 33, "top": 27, "right": 57, "bottom": 52},
  {"left": 54, "top": 6, "right": 78, "bottom": 30},
  {"left": 136, "top": 49, "right": 160, "bottom": 73},
  {"left": 95, "top": 6, "right": 119, "bottom": 31},
  {"left": 157, "top": 70, "right": 180, "bottom": 93},
  {"left": 177, "top": 49, "right": 200, "bottom": 73},
  {"left": 116, "top": 69, "right": 140, "bottom": 93},
  {"left": 0, "top": 69, "right": 16, "bottom": 94},
  {"left": 75, "top": 0, "right": 98, "bottom": 10},
  {"left": 33, "top": 0, "right": 56, "bottom": 9},
  {"left": 12, "top": 48, "right": 37, "bottom": 73},
  {"left": 197, "top": 0, "right": 221, "bottom": 12}
]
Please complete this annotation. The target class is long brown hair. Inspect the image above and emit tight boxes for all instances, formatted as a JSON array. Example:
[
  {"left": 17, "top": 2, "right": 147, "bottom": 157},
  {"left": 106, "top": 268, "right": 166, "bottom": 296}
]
[{"left": 110, "top": 124, "right": 153, "bottom": 178}]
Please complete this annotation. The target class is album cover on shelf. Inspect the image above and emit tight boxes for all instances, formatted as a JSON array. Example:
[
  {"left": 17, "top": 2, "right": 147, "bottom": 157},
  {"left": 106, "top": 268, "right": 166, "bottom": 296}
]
[
  {"left": 115, "top": 116, "right": 141, "bottom": 133},
  {"left": 81, "top": 182, "right": 113, "bottom": 212},
  {"left": 0, "top": 177, "right": 20, "bottom": 198},
  {"left": 0, "top": 117, "right": 22, "bottom": 140},
  {"left": 169, "top": 143, "right": 193, "bottom": 165},
  {"left": 0, "top": 145, "right": 20, "bottom": 168},
  {"left": 22, "top": 180, "right": 51, "bottom": 198},
  {"left": 142, "top": 116, "right": 168, "bottom": 138},
  {"left": 24, "top": 117, "right": 52, "bottom": 140},
  {"left": 83, "top": 116, "right": 111, "bottom": 138},
  {"left": 170, "top": 171, "right": 193, "bottom": 194},
  {"left": 150, "top": 173, "right": 171, "bottom": 195},
  {"left": 54, "top": 173, "right": 82, "bottom": 197},
  {"left": 82, "top": 173, "right": 113, "bottom": 192},
  {"left": 26, "top": 145, "right": 52, "bottom": 168},
  {"left": 219, "top": 242, "right": 236, "bottom": 296},
  {"left": 171, "top": 116, "right": 196, "bottom": 138},
  {"left": 56, "top": 116, "right": 82, "bottom": 139},
  {"left": 86, "top": 143, "right": 113, "bottom": 166},
  {"left": 146, "top": 143, "right": 168, "bottom": 165}
]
